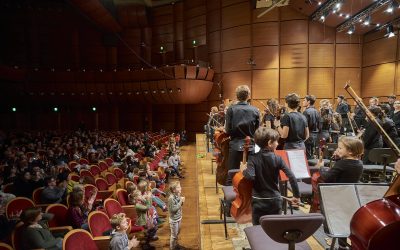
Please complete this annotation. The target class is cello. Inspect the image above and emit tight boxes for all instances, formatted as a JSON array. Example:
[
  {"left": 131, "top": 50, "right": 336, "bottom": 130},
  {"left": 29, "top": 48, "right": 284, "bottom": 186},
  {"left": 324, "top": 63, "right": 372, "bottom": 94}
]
[
  {"left": 214, "top": 128, "right": 231, "bottom": 186},
  {"left": 230, "top": 136, "right": 253, "bottom": 224},
  {"left": 344, "top": 83, "right": 400, "bottom": 249}
]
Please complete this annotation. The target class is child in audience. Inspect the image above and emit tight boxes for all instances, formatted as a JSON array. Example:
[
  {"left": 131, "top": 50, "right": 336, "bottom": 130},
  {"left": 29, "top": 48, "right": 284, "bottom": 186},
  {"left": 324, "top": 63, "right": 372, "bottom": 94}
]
[
  {"left": 138, "top": 180, "right": 167, "bottom": 211},
  {"left": 132, "top": 190, "right": 158, "bottom": 248},
  {"left": 127, "top": 183, "right": 138, "bottom": 205},
  {"left": 168, "top": 181, "right": 185, "bottom": 250},
  {"left": 109, "top": 213, "right": 139, "bottom": 250}
]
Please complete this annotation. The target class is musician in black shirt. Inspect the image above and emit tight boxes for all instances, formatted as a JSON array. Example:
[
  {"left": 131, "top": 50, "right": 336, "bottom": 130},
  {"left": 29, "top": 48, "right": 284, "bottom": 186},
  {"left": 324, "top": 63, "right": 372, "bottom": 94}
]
[
  {"left": 362, "top": 106, "right": 383, "bottom": 163},
  {"left": 380, "top": 104, "right": 400, "bottom": 147},
  {"left": 387, "top": 95, "right": 396, "bottom": 119},
  {"left": 225, "top": 85, "right": 260, "bottom": 185},
  {"left": 393, "top": 100, "right": 400, "bottom": 132},
  {"left": 336, "top": 95, "right": 350, "bottom": 133},
  {"left": 243, "top": 127, "right": 299, "bottom": 225},
  {"left": 277, "top": 93, "right": 309, "bottom": 149},
  {"left": 303, "top": 95, "right": 320, "bottom": 159}
]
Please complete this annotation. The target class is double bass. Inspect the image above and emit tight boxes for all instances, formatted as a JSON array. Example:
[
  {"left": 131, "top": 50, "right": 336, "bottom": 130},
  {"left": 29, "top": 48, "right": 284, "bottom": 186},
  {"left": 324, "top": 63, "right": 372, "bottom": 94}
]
[
  {"left": 230, "top": 136, "right": 253, "bottom": 224},
  {"left": 345, "top": 83, "right": 400, "bottom": 249},
  {"left": 214, "top": 128, "right": 230, "bottom": 186}
]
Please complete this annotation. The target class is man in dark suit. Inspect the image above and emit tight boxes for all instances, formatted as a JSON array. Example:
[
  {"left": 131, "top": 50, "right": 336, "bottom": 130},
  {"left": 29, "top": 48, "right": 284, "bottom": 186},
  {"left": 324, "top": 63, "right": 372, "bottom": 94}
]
[{"left": 225, "top": 85, "right": 260, "bottom": 185}]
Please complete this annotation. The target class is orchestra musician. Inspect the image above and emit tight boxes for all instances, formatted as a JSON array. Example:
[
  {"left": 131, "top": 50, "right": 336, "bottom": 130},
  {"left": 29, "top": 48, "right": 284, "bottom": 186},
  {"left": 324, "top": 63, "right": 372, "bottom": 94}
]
[
  {"left": 380, "top": 104, "right": 400, "bottom": 147},
  {"left": 336, "top": 95, "right": 351, "bottom": 132},
  {"left": 302, "top": 95, "right": 320, "bottom": 159},
  {"left": 387, "top": 95, "right": 396, "bottom": 119},
  {"left": 393, "top": 100, "right": 400, "bottom": 132},
  {"left": 362, "top": 106, "right": 383, "bottom": 163},
  {"left": 276, "top": 93, "right": 309, "bottom": 150},
  {"left": 315, "top": 136, "right": 364, "bottom": 250},
  {"left": 206, "top": 106, "right": 220, "bottom": 144},
  {"left": 225, "top": 85, "right": 260, "bottom": 185},
  {"left": 242, "top": 127, "right": 299, "bottom": 225}
]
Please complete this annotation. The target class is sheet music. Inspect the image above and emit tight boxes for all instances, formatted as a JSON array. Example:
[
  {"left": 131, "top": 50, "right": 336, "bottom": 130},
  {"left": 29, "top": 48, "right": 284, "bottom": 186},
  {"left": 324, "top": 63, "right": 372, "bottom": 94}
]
[
  {"left": 286, "top": 150, "right": 310, "bottom": 179},
  {"left": 320, "top": 185, "right": 360, "bottom": 236},
  {"left": 356, "top": 185, "right": 388, "bottom": 206}
]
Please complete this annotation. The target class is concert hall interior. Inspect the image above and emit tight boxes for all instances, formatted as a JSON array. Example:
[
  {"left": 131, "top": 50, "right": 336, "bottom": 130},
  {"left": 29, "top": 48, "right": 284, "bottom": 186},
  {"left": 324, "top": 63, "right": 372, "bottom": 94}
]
[{"left": 1, "top": 0, "right": 400, "bottom": 249}]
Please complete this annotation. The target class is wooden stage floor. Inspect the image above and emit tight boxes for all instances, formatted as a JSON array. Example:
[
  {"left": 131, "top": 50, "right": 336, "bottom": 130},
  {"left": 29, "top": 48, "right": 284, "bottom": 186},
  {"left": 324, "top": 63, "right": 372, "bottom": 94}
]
[{"left": 154, "top": 134, "right": 324, "bottom": 249}]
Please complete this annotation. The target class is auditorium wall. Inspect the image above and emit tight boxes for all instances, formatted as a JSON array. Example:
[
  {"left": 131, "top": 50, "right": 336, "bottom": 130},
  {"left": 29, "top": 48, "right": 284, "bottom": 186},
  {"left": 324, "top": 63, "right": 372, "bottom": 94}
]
[
  {"left": 361, "top": 29, "right": 400, "bottom": 103},
  {"left": 206, "top": 0, "right": 362, "bottom": 110}
]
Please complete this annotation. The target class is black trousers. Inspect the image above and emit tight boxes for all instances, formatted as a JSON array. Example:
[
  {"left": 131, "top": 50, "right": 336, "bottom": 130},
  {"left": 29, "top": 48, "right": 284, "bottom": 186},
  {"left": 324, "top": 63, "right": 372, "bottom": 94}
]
[
  {"left": 252, "top": 197, "right": 282, "bottom": 225},
  {"left": 226, "top": 148, "right": 244, "bottom": 186}
]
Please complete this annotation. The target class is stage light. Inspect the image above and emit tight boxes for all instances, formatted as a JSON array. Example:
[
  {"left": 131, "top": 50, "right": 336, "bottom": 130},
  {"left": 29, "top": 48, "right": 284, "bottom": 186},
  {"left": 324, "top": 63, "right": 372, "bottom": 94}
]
[
  {"left": 386, "top": 2, "right": 394, "bottom": 13},
  {"left": 363, "top": 15, "right": 371, "bottom": 25},
  {"left": 387, "top": 25, "right": 395, "bottom": 38},
  {"left": 92, "top": 107, "right": 96, "bottom": 111},
  {"left": 347, "top": 26, "right": 355, "bottom": 35},
  {"left": 12, "top": 107, "right": 16, "bottom": 112},
  {"left": 53, "top": 107, "right": 58, "bottom": 112}
]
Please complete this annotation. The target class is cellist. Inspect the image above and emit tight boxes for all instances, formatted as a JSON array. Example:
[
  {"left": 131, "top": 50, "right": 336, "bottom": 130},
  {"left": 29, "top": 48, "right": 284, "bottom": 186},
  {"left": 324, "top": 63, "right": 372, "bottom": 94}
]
[
  {"left": 242, "top": 127, "right": 299, "bottom": 225},
  {"left": 225, "top": 85, "right": 260, "bottom": 185}
]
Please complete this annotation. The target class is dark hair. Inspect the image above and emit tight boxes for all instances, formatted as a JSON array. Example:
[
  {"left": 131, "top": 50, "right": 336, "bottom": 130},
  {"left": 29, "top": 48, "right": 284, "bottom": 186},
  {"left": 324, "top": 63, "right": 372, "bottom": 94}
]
[
  {"left": 285, "top": 93, "right": 300, "bottom": 109},
  {"left": 305, "top": 95, "right": 316, "bottom": 105},
  {"left": 235, "top": 85, "right": 250, "bottom": 102},
  {"left": 20, "top": 207, "right": 41, "bottom": 225},
  {"left": 380, "top": 104, "right": 391, "bottom": 116},
  {"left": 388, "top": 95, "right": 396, "bottom": 99},
  {"left": 254, "top": 127, "right": 280, "bottom": 149},
  {"left": 338, "top": 95, "right": 345, "bottom": 100},
  {"left": 369, "top": 106, "right": 383, "bottom": 119}
]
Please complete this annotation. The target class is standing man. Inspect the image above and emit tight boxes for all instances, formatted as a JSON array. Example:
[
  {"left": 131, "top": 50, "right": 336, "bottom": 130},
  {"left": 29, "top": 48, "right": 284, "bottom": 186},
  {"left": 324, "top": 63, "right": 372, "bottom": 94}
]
[
  {"left": 302, "top": 95, "right": 320, "bottom": 159},
  {"left": 225, "top": 85, "right": 260, "bottom": 185},
  {"left": 336, "top": 95, "right": 350, "bottom": 133},
  {"left": 388, "top": 95, "right": 396, "bottom": 119}
]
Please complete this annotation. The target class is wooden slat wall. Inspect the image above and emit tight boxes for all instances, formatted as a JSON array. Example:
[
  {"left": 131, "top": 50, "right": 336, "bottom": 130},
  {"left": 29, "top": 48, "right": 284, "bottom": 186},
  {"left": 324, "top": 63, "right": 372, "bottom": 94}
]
[
  {"left": 206, "top": 0, "right": 362, "bottom": 108},
  {"left": 362, "top": 31, "right": 400, "bottom": 98}
]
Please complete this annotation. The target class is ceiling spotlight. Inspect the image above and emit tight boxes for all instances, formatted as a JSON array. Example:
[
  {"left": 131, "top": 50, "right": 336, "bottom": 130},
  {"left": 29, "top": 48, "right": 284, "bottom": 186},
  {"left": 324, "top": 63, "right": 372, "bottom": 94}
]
[
  {"left": 386, "top": 2, "right": 394, "bottom": 13},
  {"left": 346, "top": 14, "right": 350, "bottom": 18},
  {"left": 387, "top": 25, "right": 395, "bottom": 38},
  {"left": 339, "top": 13, "right": 343, "bottom": 17},
  {"left": 92, "top": 107, "right": 96, "bottom": 112},
  {"left": 335, "top": 3, "right": 342, "bottom": 9},
  {"left": 332, "top": 9, "right": 337, "bottom": 14},
  {"left": 318, "top": 2, "right": 322, "bottom": 5},
  {"left": 347, "top": 26, "right": 355, "bottom": 35},
  {"left": 363, "top": 15, "right": 371, "bottom": 25},
  {"left": 168, "top": 88, "right": 173, "bottom": 93},
  {"left": 144, "top": 90, "right": 148, "bottom": 94},
  {"left": 320, "top": 15, "right": 325, "bottom": 22},
  {"left": 376, "top": 23, "right": 380, "bottom": 27},
  {"left": 160, "top": 89, "right": 165, "bottom": 94},
  {"left": 152, "top": 90, "right": 157, "bottom": 94},
  {"left": 135, "top": 91, "right": 140, "bottom": 95},
  {"left": 177, "top": 88, "right": 182, "bottom": 93}
]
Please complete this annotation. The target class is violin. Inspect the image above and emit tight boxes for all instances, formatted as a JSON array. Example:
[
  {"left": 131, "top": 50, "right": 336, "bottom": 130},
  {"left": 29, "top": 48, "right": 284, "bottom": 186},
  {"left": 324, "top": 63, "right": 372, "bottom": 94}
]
[{"left": 230, "top": 136, "right": 253, "bottom": 224}]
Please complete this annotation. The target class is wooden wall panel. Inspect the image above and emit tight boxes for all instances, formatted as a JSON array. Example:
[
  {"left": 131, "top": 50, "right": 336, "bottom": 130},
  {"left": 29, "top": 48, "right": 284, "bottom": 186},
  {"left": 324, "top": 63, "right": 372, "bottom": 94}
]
[
  {"left": 253, "top": 46, "right": 279, "bottom": 69},
  {"left": 186, "top": 15, "right": 206, "bottom": 29},
  {"left": 309, "top": 68, "right": 334, "bottom": 98},
  {"left": 222, "top": 0, "right": 247, "bottom": 7},
  {"left": 222, "top": 71, "right": 251, "bottom": 99},
  {"left": 335, "top": 68, "right": 361, "bottom": 97},
  {"left": 252, "top": 70, "right": 279, "bottom": 99},
  {"left": 208, "top": 31, "right": 220, "bottom": 53},
  {"left": 280, "top": 68, "right": 307, "bottom": 97},
  {"left": 207, "top": 10, "right": 221, "bottom": 32},
  {"left": 252, "top": 22, "right": 279, "bottom": 46},
  {"left": 253, "top": 7, "right": 279, "bottom": 22},
  {"left": 222, "top": 48, "right": 251, "bottom": 72},
  {"left": 336, "top": 44, "right": 362, "bottom": 67},
  {"left": 280, "top": 44, "right": 308, "bottom": 68},
  {"left": 221, "top": 2, "right": 250, "bottom": 29},
  {"left": 222, "top": 25, "right": 251, "bottom": 50},
  {"left": 279, "top": 6, "right": 307, "bottom": 21},
  {"left": 363, "top": 38, "right": 397, "bottom": 67},
  {"left": 362, "top": 64, "right": 396, "bottom": 97},
  {"left": 396, "top": 63, "right": 400, "bottom": 95},
  {"left": 336, "top": 32, "right": 361, "bottom": 44},
  {"left": 309, "top": 44, "right": 334, "bottom": 67},
  {"left": 209, "top": 53, "right": 221, "bottom": 73},
  {"left": 280, "top": 20, "right": 308, "bottom": 44},
  {"left": 308, "top": 22, "right": 335, "bottom": 44}
]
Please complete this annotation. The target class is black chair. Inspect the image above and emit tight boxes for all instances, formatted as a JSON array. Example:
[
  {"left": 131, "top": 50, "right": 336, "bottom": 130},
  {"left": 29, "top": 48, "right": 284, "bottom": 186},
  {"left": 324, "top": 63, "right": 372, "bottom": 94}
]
[
  {"left": 244, "top": 213, "right": 324, "bottom": 250},
  {"left": 219, "top": 169, "right": 240, "bottom": 239},
  {"left": 363, "top": 148, "right": 397, "bottom": 183}
]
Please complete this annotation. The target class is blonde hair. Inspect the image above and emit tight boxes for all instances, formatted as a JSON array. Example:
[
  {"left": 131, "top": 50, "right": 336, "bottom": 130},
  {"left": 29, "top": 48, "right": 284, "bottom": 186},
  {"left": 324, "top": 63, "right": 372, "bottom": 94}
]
[
  {"left": 110, "top": 213, "right": 126, "bottom": 229},
  {"left": 169, "top": 181, "right": 181, "bottom": 193},
  {"left": 339, "top": 136, "right": 364, "bottom": 158},
  {"left": 137, "top": 180, "right": 148, "bottom": 192}
]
